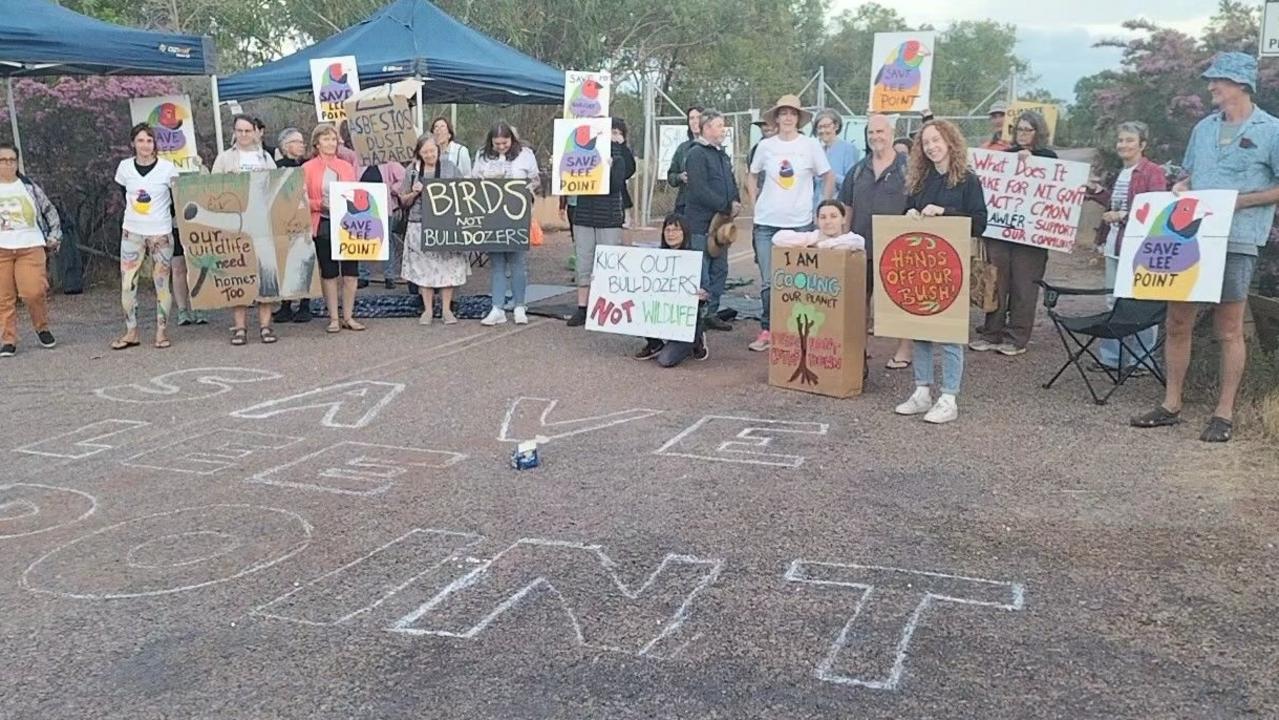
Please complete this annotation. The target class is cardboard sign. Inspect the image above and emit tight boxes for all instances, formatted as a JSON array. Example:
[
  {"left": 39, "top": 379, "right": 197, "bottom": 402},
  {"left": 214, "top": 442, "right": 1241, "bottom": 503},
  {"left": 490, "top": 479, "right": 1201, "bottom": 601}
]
[
  {"left": 868, "top": 31, "right": 936, "bottom": 113},
  {"left": 1003, "top": 102, "right": 1061, "bottom": 144},
  {"left": 563, "top": 70, "right": 611, "bottom": 119},
  {"left": 970, "top": 148, "right": 1090, "bottom": 252},
  {"left": 175, "top": 169, "right": 320, "bottom": 309},
  {"left": 872, "top": 216, "right": 972, "bottom": 344},
  {"left": 658, "top": 125, "right": 736, "bottom": 177},
  {"left": 1113, "top": 190, "right": 1237, "bottom": 303},
  {"left": 553, "top": 118, "right": 611, "bottom": 196},
  {"left": 329, "top": 181, "right": 390, "bottom": 261},
  {"left": 309, "top": 55, "right": 361, "bottom": 123},
  {"left": 416, "top": 178, "right": 532, "bottom": 253},
  {"left": 343, "top": 80, "right": 420, "bottom": 166},
  {"left": 585, "top": 246, "right": 703, "bottom": 342},
  {"left": 768, "top": 247, "right": 868, "bottom": 398},
  {"left": 129, "top": 94, "right": 202, "bottom": 173}
]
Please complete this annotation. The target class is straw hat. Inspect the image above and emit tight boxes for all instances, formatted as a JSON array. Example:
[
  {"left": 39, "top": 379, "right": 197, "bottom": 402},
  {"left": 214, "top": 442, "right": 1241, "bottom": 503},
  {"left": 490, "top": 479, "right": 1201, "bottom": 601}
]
[
  {"left": 707, "top": 213, "right": 737, "bottom": 257},
  {"left": 762, "top": 94, "right": 813, "bottom": 128}
]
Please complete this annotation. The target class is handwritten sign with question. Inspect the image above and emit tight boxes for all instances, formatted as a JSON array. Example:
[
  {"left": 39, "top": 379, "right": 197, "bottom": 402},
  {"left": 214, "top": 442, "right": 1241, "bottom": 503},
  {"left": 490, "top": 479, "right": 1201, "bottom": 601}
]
[
  {"left": 970, "top": 148, "right": 1090, "bottom": 253},
  {"left": 416, "top": 178, "right": 532, "bottom": 253}
]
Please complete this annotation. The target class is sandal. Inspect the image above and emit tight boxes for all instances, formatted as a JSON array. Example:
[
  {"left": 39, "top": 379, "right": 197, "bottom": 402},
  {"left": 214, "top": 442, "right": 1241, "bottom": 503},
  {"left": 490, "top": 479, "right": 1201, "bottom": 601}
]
[
  {"left": 230, "top": 327, "right": 247, "bottom": 346},
  {"left": 885, "top": 358, "right": 912, "bottom": 370},
  {"left": 326, "top": 321, "right": 341, "bottom": 334},
  {"left": 154, "top": 337, "right": 172, "bottom": 349},
  {"left": 1199, "top": 416, "right": 1232, "bottom": 443},
  {"left": 110, "top": 337, "right": 140, "bottom": 351},
  {"left": 260, "top": 327, "right": 278, "bottom": 344},
  {"left": 341, "top": 319, "right": 366, "bottom": 331},
  {"left": 1130, "top": 405, "right": 1181, "bottom": 428}
]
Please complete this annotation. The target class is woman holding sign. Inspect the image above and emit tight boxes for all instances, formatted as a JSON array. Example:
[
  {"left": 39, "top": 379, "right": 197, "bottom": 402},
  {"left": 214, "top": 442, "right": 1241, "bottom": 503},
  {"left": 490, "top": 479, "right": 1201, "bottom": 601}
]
[
  {"left": 894, "top": 120, "right": 987, "bottom": 424},
  {"left": 398, "top": 136, "right": 468, "bottom": 325},
  {"left": 634, "top": 214, "right": 709, "bottom": 366},
  {"left": 303, "top": 123, "right": 363, "bottom": 334},
  {"left": 971, "top": 110, "right": 1056, "bottom": 356},
  {"left": 112, "top": 123, "right": 180, "bottom": 350},
  {"left": 473, "top": 122, "right": 539, "bottom": 326}
]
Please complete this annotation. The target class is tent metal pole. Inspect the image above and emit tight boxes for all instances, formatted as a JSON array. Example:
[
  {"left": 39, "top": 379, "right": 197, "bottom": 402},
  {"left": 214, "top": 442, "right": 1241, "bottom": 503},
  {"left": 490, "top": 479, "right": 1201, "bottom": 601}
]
[
  {"left": 6, "top": 78, "right": 24, "bottom": 174},
  {"left": 450, "top": 103, "right": 457, "bottom": 129},
  {"left": 415, "top": 80, "right": 424, "bottom": 135},
  {"left": 210, "top": 75, "right": 224, "bottom": 152},
  {"left": 642, "top": 75, "right": 656, "bottom": 227}
]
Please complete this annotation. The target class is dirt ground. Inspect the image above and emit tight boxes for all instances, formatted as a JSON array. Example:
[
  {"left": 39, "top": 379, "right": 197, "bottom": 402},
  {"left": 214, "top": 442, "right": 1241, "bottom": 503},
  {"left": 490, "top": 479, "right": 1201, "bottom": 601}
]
[{"left": 1, "top": 225, "right": 1276, "bottom": 719}]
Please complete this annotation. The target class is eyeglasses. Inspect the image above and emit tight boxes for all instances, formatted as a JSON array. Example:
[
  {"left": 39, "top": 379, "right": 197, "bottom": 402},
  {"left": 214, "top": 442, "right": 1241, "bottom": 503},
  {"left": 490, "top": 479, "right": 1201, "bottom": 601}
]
[
  {"left": 1016, "top": 126, "right": 1035, "bottom": 132},
  {"left": 0, "top": 158, "right": 18, "bottom": 164}
]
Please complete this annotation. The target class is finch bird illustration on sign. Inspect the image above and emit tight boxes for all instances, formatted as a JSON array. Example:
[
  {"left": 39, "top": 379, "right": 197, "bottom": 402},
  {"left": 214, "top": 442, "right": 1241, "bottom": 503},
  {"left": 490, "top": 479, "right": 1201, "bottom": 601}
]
[
  {"left": 321, "top": 63, "right": 351, "bottom": 96},
  {"left": 868, "top": 32, "right": 935, "bottom": 112},
  {"left": 568, "top": 78, "right": 603, "bottom": 118},
  {"left": 559, "top": 125, "right": 602, "bottom": 178},
  {"left": 148, "top": 101, "right": 187, "bottom": 154},
  {"left": 1130, "top": 197, "right": 1211, "bottom": 301},
  {"left": 339, "top": 188, "right": 384, "bottom": 245}
]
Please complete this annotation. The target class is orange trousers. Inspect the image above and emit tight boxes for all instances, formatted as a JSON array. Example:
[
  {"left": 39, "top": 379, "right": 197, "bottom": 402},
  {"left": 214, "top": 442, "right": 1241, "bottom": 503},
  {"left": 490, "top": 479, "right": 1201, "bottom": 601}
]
[{"left": 0, "top": 247, "right": 50, "bottom": 346}]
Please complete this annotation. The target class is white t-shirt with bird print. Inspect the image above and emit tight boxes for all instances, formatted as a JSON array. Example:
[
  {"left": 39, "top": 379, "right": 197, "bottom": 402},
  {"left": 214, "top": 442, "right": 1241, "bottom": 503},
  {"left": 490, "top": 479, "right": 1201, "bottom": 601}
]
[{"left": 115, "top": 157, "right": 180, "bottom": 237}]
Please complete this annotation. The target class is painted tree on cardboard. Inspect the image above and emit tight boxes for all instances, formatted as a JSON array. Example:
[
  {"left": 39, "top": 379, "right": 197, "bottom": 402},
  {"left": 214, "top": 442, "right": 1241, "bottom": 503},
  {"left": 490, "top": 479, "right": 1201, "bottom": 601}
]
[{"left": 788, "top": 302, "right": 826, "bottom": 387}]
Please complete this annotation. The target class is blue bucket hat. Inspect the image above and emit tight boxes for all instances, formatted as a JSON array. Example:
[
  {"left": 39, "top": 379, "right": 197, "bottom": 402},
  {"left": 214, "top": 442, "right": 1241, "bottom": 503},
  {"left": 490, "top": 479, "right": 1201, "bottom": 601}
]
[{"left": 1202, "top": 51, "right": 1258, "bottom": 93}]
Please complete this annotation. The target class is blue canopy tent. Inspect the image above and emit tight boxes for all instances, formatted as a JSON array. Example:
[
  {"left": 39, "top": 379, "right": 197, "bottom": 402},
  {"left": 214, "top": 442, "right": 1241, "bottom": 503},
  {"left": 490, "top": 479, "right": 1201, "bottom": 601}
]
[
  {"left": 217, "top": 0, "right": 564, "bottom": 147},
  {"left": 0, "top": 0, "right": 216, "bottom": 170}
]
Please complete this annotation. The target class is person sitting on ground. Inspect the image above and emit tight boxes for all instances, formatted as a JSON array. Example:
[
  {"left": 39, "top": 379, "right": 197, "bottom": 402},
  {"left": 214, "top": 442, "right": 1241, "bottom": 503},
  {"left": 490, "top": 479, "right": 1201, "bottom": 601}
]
[
  {"left": 894, "top": 119, "right": 988, "bottom": 425},
  {"left": 568, "top": 117, "right": 637, "bottom": 327},
  {"left": 0, "top": 142, "right": 60, "bottom": 358},
  {"left": 634, "top": 214, "right": 709, "bottom": 366}
]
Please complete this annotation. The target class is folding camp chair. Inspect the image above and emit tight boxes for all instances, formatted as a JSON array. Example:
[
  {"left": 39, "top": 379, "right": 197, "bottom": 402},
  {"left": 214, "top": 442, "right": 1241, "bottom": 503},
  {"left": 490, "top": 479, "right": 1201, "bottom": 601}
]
[{"left": 1037, "top": 280, "right": 1167, "bottom": 405}]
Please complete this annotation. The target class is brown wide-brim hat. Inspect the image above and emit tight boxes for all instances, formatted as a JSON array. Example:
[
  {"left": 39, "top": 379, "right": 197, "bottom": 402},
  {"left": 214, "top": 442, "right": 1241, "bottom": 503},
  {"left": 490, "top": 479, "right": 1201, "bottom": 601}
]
[
  {"left": 763, "top": 94, "right": 813, "bottom": 128},
  {"left": 707, "top": 213, "right": 737, "bottom": 257}
]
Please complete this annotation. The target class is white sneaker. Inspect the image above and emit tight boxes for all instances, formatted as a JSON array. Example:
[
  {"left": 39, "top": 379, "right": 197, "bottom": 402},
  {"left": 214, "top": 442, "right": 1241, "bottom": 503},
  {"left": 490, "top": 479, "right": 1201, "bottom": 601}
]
[
  {"left": 968, "top": 338, "right": 997, "bottom": 352},
  {"left": 419, "top": 311, "right": 433, "bottom": 326},
  {"left": 481, "top": 307, "right": 507, "bottom": 326},
  {"left": 996, "top": 343, "right": 1027, "bottom": 356},
  {"left": 513, "top": 306, "right": 528, "bottom": 325},
  {"left": 895, "top": 387, "right": 933, "bottom": 416},
  {"left": 923, "top": 394, "right": 959, "bottom": 424}
]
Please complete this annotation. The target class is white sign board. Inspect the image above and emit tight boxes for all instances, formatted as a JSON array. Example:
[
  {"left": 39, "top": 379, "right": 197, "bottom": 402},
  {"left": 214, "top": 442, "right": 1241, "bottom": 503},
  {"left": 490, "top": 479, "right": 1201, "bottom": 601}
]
[
  {"left": 1114, "top": 190, "right": 1237, "bottom": 304},
  {"left": 868, "top": 31, "right": 936, "bottom": 113},
  {"left": 563, "top": 70, "right": 611, "bottom": 119},
  {"left": 552, "top": 118, "right": 611, "bottom": 196},
  {"left": 658, "top": 125, "right": 736, "bottom": 181},
  {"left": 586, "top": 246, "right": 704, "bottom": 342},
  {"left": 970, "top": 148, "right": 1090, "bottom": 252},
  {"left": 309, "top": 56, "right": 361, "bottom": 123},
  {"left": 1262, "top": 2, "right": 1279, "bottom": 57},
  {"left": 328, "top": 181, "right": 391, "bottom": 262}
]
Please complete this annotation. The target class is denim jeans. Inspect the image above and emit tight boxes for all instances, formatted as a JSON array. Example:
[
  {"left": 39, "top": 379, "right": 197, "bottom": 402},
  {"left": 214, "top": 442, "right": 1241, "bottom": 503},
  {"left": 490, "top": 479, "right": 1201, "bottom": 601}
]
[
  {"left": 690, "top": 233, "right": 728, "bottom": 312},
  {"left": 356, "top": 232, "right": 403, "bottom": 282},
  {"left": 1101, "top": 257, "right": 1159, "bottom": 368},
  {"left": 913, "top": 341, "right": 964, "bottom": 395},
  {"left": 753, "top": 223, "right": 814, "bottom": 331},
  {"left": 489, "top": 250, "right": 528, "bottom": 307}
]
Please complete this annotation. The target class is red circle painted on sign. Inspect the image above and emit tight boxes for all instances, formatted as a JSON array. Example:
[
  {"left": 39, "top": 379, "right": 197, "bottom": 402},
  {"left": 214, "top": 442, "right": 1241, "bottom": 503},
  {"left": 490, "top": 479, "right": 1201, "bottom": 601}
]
[{"left": 879, "top": 232, "right": 964, "bottom": 316}]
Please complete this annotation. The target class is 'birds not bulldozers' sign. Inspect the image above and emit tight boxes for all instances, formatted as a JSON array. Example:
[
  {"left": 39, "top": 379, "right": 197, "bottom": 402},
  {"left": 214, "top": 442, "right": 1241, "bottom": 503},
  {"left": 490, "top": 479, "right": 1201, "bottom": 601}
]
[
  {"left": 872, "top": 216, "right": 972, "bottom": 345},
  {"left": 174, "top": 169, "right": 321, "bottom": 310},
  {"left": 768, "top": 247, "right": 867, "bottom": 398},
  {"left": 1113, "top": 190, "right": 1237, "bottom": 304},
  {"left": 868, "top": 31, "right": 936, "bottom": 113}
]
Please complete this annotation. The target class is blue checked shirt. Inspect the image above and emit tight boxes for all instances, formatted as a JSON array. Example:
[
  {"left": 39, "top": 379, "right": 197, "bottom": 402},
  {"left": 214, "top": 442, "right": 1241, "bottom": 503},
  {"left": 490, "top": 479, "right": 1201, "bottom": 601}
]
[{"left": 1183, "top": 106, "right": 1279, "bottom": 256}]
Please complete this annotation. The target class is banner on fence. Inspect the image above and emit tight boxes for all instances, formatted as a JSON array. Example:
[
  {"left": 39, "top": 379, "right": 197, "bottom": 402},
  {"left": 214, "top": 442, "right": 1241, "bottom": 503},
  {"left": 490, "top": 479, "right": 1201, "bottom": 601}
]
[
  {"left": 971, "top": 148, "right": 1090, "bottom": 252},
  {"left": 1113, "top": 190, "right": 1237, "bottom": 303},
  {"left": 129, "top": 95, "right": 202, "bottom": 173},
  {"left": 657, "top": 124, "right": 736, "bottom": 177},
  {"left": 175, "top": 169, "right": 320, "bottom": 309},
  {"left": 872, "top": 215, "right": 972, "bottom": 344},
  {"left": 416, "top": 178, "right": 532, "bottom": 253},
  {"left": 310, "top": 56, "right": 361, "bottom": 123},
  {"left": 329, "top": 181, "right": 391, "bottom": 261},
  {"left": 586, "top": 246, "right": 703, "bottom": 342}
]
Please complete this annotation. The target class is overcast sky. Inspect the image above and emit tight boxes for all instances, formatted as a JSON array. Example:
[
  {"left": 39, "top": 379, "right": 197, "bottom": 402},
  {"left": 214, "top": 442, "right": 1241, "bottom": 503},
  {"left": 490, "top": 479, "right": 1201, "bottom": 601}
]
[{"left": 829, "top": 0, "right": 1218, "bottom": 101}]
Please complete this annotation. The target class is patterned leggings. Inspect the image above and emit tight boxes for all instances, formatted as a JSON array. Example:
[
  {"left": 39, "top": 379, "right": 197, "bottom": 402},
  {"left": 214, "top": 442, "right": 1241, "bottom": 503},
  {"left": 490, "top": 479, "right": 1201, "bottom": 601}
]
[{"left": 121, "top": 230, "right": 173, "bottom": 331}]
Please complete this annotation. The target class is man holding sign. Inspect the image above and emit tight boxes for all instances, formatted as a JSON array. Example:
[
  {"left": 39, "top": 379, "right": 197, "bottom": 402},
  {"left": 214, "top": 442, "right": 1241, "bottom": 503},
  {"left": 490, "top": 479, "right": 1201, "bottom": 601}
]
[{"left": 1131, "top": 52, "right": 1279, "bottom": 442}]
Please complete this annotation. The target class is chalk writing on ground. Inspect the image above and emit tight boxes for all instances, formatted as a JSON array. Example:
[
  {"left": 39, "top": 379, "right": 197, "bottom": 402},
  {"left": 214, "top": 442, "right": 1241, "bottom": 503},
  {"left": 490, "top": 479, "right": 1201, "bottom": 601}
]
[
  {"left": 94, "top": 367, "right": 282, "bottom": 404},
  {"left": 497, "top": 396, "right": 664, "bottom": 444},
  {"left": 0, "top": 484, "right": 98, "bottom": 540},
  {"left": 230, "top": 380, "right": 405, "bottom": 429},
  {"left": 13, "top": 419, "right": 150, "bottom": 459},
  {"left": 124, "top": 429, "right": 303, "bottom": 475},
  {"left": 653, "top": 415, "right": 831, "bottom": 468},
  {"left": 249, "top": 442, "right": 467, "bottom": 496}
]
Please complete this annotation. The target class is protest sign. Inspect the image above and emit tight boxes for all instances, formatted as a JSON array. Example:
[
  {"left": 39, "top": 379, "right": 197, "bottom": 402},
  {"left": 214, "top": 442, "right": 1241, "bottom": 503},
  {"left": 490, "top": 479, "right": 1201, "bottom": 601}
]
[
  {"left": 1003, "top": 101, "right": 1060, "bottom": 143},
  {"left": 657, "top": 125, "right": 736, "bottom": 177},
  {"left": 343, "top": 80, "right": 420, "bottom": 166},
  {"left": 586, "top": 246, "right": 703, "bottom": 342},
  {"left": 553, "top": 118, "right": 611, "bottom": 196},
  {"left": 309, "top": 56, "right": 361, "bottom": 123},
  {"left": 872, "top": 216, "right": 971, "bottom": 344},
  {"left": 768, "top": 247, "right": 868, "bottom": 398},
  {"left": 563, "top": 71, "right": 611, "bottom": 119},
  {"left": 970, "top": 148, "right": 1090, "bottom": 252},
  {"left": 1113, "top": 190, "right": 1237, "bottom": 303},
  {"left": 129, "top": 95, "right": 202, "bottom": 173},
  {"left": 868, "top": 31, "right": 936, "bottom": 113},
  {"left": 416, "top": 178, "right": 532, "bottom": 253},
  {"left": 175, "top": 169, "right": 320, "bottom": 310},
  {"left": 329, "top": 182, "right": 391, "bottom": 261}
]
